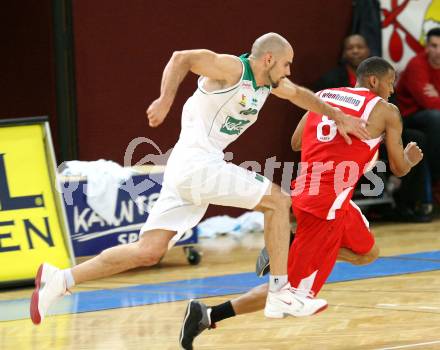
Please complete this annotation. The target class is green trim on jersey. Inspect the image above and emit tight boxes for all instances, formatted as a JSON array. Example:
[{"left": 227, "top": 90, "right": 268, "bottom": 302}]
[{"left": 239, "top": 54, "right": 271, "bottom": 91}]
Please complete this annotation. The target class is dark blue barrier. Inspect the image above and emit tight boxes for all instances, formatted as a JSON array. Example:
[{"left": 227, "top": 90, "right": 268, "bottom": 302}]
[{"left": 61, "top": 173, "right": 198, "bottom": 257}]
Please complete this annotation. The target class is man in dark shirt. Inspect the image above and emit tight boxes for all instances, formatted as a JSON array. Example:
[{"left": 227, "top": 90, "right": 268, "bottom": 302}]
[{"left": 315, "top": 34, "right": 370, "bottom": 91}]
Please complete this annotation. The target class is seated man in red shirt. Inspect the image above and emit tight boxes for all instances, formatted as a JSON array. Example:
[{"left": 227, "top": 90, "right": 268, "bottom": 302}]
[{"left": 396, "top": 27, "right": 440, "bottom": 200}]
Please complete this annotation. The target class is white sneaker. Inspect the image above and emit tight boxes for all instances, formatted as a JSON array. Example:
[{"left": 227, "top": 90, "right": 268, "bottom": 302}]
[
  {"left": 264, "top": 283, "right": 327, "bottom": 318},
  {"left": 30, "top": 263, "right": 69, "bottom": 325}
]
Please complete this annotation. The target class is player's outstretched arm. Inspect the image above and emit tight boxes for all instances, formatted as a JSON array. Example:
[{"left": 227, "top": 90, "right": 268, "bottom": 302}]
[
  {"left": 272, "top": 78, "right": 370, "bottom": 144},
  {"left": 146, "top": 50, "right": 242, "bottom": 127},
  {"left": 384, "top": 102, "right": 423, "bottom": 177}
]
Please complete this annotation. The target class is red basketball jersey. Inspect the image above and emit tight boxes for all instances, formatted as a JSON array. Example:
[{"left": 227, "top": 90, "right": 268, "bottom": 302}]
[{"left": 292, "top": 87, "right": 383, "bottom": 220}]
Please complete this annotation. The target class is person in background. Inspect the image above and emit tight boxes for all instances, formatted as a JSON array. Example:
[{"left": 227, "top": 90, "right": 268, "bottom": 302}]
[
  {"left": 315, "top": 34, "right": 370, "bottom": 91},
  {"left": 396, "top": 27, "right": 440, "bottom": 209}
]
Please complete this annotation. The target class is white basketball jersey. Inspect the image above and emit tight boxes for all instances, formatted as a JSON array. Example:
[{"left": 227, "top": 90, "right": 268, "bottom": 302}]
[{"left": 176, "top": 54, "right": 272, "bottom": 156}]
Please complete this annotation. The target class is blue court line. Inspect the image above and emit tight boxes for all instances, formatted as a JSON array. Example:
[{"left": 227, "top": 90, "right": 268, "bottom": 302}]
[{"left": 1, "top": 250, "right": 440, "bottom": 322}]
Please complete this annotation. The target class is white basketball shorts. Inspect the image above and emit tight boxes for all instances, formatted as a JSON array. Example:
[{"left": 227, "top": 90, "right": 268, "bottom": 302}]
[{"left": 140, "top": 158, "right": 270, "bottom": 248}]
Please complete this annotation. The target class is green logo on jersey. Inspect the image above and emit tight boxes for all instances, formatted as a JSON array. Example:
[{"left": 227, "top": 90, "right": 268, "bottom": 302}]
[
  {"left": 239, "top": 108, "right": 258, "bottom": 115},
  {"left": 220, "top": 116, "right": 250, "bottom": 135},
  {"left": 255, "top": 173, "right": 264, "bottom": 183}
]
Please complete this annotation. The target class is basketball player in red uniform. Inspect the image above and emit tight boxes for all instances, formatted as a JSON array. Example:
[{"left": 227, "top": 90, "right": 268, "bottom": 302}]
[{"left": 179, "top": 57, "right": 423, "bottom": 349}]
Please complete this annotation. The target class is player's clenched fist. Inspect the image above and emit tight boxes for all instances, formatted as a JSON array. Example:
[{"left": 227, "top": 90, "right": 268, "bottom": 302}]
[
  {"left": 146, "top": 98, "right": 170, "bottom": 127},
  {"left": 404, "top": 141, "right": 423, "bottom": 167}
]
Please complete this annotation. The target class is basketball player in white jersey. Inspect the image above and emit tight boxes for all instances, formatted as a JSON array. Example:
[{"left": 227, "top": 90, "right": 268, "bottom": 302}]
[{"left": 30, "top": 33, "right": 369, "bottom": 325}]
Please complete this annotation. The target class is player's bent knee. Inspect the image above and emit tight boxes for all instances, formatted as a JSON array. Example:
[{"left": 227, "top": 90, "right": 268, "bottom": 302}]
[
  {"left": 135, "top": 250, "right": 164, "bottom": 267},
  {"left": 357, "top": 245, "right": 379, "bottom": 265},
  {"left": 272, "top": 187, "right": 291, "bottom": 207},
  {"left": 133, "top": 229, "right": 174, "bottom": 266},
  {"left": 135, "top": 244, "right": 167, "bottom": 267},
  {"left": 367, "top": 244, "right": 380, "bottom": 262},
  {"left": 258, "top": 185, "right": 291, "bottom": 212}
]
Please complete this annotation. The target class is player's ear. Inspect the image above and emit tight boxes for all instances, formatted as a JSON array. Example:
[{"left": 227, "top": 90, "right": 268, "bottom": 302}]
[
  {"left": 368, "top": 75, "right": 378, "bottom": 89},
  {"left": 264, "top": 52, "right": 273, "bottom": 67}
]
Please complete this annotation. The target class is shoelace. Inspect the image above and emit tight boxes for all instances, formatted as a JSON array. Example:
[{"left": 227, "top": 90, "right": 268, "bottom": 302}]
[{"left": 289, "top": 287, "right": 315, "bottom": 299}]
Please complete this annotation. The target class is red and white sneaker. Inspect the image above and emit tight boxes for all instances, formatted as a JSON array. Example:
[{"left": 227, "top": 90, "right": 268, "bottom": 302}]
[
  {"left": 264, "top": 283, "right": 327, "bottom": 318},
  {"left": 30, "top": 263, "right": 69, "bottom": 325}
]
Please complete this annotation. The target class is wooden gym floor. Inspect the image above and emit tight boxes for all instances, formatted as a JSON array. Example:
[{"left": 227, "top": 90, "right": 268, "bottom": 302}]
[{"left": 1, "top": 219, "right": 440, "bottom": 350}]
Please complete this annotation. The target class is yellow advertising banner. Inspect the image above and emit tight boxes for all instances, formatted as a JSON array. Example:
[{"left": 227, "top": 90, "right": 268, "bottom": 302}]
[{"left": 0, "top": 122, "right": 72, "bottom": 284}]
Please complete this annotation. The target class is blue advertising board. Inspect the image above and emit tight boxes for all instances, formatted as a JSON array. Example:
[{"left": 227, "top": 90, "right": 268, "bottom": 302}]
[{"left": 61, "top": 173, "right": 198, "bottom": 257}]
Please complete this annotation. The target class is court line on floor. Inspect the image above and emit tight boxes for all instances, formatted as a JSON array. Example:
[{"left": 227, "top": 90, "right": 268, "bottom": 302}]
[
  {"left": 376, "top": 340, "right": 440, "bottom": 349},
  {"left": 328, "top": 303, "right": 440, "bottom": 315},
  {"left": 0, "top": 250, "right": 439, "bottom": 322}
]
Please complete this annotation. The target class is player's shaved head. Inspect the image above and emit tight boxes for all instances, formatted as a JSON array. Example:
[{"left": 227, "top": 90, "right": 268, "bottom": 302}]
[{"left": 250, "top": 32, "right": 292, "bottom": 59}]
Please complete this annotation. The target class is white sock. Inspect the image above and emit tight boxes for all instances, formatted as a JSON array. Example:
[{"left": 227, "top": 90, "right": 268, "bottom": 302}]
[
  {"left": 63, "top": 268, "right": 76, "bottom": 289},
  {"left": 269, "top": 275, "right": 288, "bottom": 292},
  {"left": 207, "top": 308, "right": 212, "bottom": 324}
]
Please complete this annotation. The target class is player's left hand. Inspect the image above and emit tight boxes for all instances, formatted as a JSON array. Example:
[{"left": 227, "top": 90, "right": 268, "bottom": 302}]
[
  {"left": 333, "top": 109, "right": 370, "bottom": 145},
  {"left": 404, "top": 141, "right": 423, "bottom": 167}
]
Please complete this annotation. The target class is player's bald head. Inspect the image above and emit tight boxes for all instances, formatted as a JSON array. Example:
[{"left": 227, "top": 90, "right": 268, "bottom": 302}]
[{"left": 250, "top": 32, "right": 293, "bottom": 59}]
